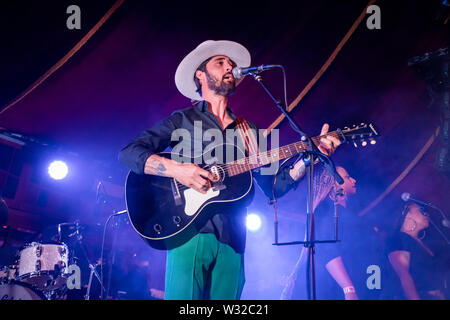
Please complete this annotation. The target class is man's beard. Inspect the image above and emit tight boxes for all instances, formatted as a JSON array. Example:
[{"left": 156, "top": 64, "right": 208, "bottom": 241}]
[{"left": 205, "top": 71, "right": 235, "bottom": 97}]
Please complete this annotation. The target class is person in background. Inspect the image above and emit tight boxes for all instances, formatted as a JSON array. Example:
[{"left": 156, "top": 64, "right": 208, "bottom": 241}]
[
  {"left": 283, "top": 166, "right": 385, "bottom": 300},
  {"left": 387, "top": 202, "right": 446, "bottom": 300}
]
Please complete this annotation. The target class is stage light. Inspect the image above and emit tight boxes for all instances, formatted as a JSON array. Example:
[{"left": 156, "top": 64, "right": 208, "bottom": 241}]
[
  {"left": 246, "top": 213, "right": 262, "bottom": 232},
  {"left": 48, "top": 160, "right": 69, "bottom": 180}
]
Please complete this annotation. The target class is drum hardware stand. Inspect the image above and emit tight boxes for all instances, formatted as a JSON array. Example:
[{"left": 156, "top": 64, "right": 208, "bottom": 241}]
[
  {"left": 85, "top": 262, "right": 101, "bottom": 300},
  {"left": 42, "top": 266, "right": 67, "bottom": 300},
  {"left": 42, "top": 288, "right": 64, "bottom": 300},
  {"left": 70, "top": 222, "right": 106, "bottom": 300},
  {"left": 250, "top": 71, "right": 342, "bottom": 300}
]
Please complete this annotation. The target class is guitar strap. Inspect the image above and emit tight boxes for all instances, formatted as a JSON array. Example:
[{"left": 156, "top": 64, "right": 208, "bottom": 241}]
[{"left": 235, "top": 117, "right": 259, "bottom": 157}]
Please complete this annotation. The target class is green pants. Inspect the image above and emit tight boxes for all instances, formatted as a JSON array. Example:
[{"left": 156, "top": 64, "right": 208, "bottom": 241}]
[{"left": 164, "top": 233, "right": 245, "bottom": 300}]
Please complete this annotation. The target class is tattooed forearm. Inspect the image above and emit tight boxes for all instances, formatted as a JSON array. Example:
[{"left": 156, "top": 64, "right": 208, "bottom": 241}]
[{"left": 144, "top": 154, "right": 171, "bottom": 176}]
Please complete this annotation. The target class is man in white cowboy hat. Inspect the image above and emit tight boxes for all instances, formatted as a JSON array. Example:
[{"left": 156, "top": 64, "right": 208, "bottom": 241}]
[{"left": 119, "top": 40, "right": 340, "bottom": 300}]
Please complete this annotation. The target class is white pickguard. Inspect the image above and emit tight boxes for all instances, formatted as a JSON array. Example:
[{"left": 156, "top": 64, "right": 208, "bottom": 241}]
[{"left": 183, "top": 188, "right": 220, "bottom": 216}]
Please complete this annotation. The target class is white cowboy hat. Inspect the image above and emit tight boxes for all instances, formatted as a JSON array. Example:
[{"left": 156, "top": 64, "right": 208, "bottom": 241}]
[{"left": 175, "top": 40, "right": 251, "bottom": 101}]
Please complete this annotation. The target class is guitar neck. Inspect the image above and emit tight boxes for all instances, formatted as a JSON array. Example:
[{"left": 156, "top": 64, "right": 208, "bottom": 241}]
[{"left": 225, "top": 131, "right": 341, "bottom": 177}]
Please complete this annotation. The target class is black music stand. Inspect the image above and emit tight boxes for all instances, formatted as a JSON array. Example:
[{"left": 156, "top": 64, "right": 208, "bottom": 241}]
[{"left": 250, "top": 71, "right": 342, "bottom": 300}]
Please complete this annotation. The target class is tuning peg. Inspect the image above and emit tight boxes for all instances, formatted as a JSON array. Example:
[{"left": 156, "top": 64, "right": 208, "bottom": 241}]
[
  {"left": 353, "top": 142, "right": 358, "bottom": 148},
  {"left": 370, "top": 139, "right": 376, "bottom": 145},
  {"left": 361, "top": 141, "right": 368, "bottom": 147}
]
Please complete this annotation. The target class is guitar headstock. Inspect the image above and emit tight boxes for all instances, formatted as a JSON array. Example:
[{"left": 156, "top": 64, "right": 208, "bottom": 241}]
[{"left": 338, "top": 123, "right": 379, "bottom": 148}]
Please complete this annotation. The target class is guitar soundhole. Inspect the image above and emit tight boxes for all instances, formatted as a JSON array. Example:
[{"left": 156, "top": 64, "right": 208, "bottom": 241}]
[
  {"left": 172, "top": 216, "right": 181, "bottom": 226},
  {"left": 153, "top": 224, "right": 162, "bottom": 234}
]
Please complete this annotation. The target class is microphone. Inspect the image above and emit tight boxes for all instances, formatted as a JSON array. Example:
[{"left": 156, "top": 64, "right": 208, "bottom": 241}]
[
  {"left": 232, "top": 65, "right": 279, "bottom": 79},
  {"left": 401, "top": 192, "right": 433, "bottom": 207},
  {"left": 401, "top": 193, "right": 450, "bottom": 228}
]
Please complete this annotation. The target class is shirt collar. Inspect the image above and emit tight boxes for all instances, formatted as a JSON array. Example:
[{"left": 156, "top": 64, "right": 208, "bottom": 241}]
[{"left": 197, "top": 100, "right": 237, "bottom": 120}]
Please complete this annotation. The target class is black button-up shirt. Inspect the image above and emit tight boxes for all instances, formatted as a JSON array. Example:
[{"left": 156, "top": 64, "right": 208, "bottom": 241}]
[{"left": 119, "top": 101, "right": 300, "bottom": 253}]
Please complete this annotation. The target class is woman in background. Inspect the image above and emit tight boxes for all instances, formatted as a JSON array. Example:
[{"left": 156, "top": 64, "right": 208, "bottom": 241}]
[
  {"left": 282, "top": 166, "right": 385, "bottom": 300},
  {"left": 387, "top": 202, "right": 446, "bottom": 300}
]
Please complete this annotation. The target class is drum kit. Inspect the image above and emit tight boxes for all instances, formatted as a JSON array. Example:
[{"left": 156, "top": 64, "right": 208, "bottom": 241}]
[
  {"left": 0, "top": 242, "right": 69, "bottom": 300},
  {"left": 0, "top": 221, "right": 101, "bottom": 300}
]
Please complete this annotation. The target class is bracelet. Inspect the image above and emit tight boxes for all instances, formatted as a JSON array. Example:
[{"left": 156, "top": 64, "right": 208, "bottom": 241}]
[{"left": 343, "top": 286, "right": 356, "bottom": 294}]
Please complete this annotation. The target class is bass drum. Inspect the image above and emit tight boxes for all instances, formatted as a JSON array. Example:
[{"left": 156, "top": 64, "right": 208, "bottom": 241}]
[{"left": 0, "top": 281, "right": 45, "bottom": 300}]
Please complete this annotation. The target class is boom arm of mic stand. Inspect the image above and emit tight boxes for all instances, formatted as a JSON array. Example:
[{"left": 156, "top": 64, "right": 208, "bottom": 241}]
[
  {"left": 422, "top": 210, "right": 450, "bottom": 245},
  {"left": 251, "top": 74, "right": 342, "bottom": 183},
  {"left": 251, "top": 74, "right": 307, "bottom": 137}
]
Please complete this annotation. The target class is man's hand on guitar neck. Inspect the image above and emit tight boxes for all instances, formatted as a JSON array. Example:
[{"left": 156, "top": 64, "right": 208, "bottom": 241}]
[
  {"left": 144, "top": 154, "right": 214, "bottom": 194},
  {"left": 318, "top": 123, "right": 341, "bottom": 156},
  {"left": 289, "top": 123, "right": 341, "bottom": 181}
]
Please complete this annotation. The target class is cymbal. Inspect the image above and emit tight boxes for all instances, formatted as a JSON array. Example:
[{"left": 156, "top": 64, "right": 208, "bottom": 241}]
[{"left": 42, "top": 221, "right": 102, "bottom": 239}]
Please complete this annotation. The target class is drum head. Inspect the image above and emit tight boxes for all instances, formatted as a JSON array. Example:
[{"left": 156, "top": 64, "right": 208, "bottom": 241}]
[{"left": 0, "top": 281, "right": 45, "bottom": 300}]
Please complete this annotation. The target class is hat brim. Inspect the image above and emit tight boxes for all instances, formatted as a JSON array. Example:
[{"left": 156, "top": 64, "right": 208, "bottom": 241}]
[{"left": 175, "top": 40, "right": 251, "bottom": 101}]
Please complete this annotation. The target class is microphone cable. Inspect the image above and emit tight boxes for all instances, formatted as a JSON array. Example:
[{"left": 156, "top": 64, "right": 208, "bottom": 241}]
[{"left": 99, "top": 209, "right": 127, "bottom": 299}]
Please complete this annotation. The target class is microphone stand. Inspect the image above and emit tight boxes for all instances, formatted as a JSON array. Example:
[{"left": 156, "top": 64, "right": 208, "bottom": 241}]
[
  {"left": 106, "top": 212, "right": 122, "bottom": 299},
  {"left": 420, "top": 207, "right": 450, "bottom": 246},
  {"left": 251, "top": 72, "right": 341, "bottom": 300}
]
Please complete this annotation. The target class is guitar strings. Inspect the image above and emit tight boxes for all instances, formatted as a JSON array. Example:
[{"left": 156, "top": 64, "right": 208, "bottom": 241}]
[{"left": 172, "top": 132, "right": 341, "bottom": 191}]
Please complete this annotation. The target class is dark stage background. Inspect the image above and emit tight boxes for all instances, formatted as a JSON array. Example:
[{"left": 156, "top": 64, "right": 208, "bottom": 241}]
[{"left": 0, "top": 0, "right": 448, "bottom": 299}]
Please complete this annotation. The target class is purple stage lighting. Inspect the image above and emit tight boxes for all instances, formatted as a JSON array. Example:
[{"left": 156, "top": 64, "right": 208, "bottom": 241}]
[
  {"left": 48, "top": 160, "right": 69, "bottom": 180},
  {"left": 246, "top": 213, "right": 262, "bottom": 232}
]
